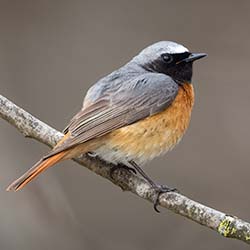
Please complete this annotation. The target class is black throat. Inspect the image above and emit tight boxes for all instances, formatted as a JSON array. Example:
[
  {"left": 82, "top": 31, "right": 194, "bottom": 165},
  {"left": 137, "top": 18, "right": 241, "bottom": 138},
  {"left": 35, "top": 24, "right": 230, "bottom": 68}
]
[{"left": 163, "top": 62, "right": 193, "bottom": 84}]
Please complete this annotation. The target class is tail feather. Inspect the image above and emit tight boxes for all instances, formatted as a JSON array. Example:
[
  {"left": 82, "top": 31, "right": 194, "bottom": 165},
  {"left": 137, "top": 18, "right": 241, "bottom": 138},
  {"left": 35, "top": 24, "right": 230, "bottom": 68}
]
[{"left": 6, "top": 151, "right": 67, "bottom": 192}]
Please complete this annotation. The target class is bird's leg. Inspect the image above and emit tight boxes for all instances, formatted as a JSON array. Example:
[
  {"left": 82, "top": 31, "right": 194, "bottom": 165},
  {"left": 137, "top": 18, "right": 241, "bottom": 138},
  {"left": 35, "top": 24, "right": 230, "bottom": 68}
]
[
  {"left": 110, "top": 163, "right": 137, "bottom": 179},
  {"left": 129, "top": 160, "right": 178, "bottom": 213}
]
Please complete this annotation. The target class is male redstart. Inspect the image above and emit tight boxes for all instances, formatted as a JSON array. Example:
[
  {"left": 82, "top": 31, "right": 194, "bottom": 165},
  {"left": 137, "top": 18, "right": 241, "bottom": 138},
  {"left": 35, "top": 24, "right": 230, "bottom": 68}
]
[{"left": 7, "top": 41, "right": 206, "bottom": 211}]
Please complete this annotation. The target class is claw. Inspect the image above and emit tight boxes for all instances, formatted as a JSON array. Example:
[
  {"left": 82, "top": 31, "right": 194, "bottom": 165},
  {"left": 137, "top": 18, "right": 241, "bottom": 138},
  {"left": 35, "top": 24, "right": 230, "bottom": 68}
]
[
  {"left": 86, "top": 151, "right": 97, "bottom": 158},
  {"left": 153, "top": 185, "right": 178, "bottom": 213}
]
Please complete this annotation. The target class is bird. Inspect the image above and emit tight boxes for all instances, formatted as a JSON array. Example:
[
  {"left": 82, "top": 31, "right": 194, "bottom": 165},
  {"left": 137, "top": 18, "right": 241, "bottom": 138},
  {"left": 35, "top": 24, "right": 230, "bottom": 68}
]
[{"left": 7, "top": 41, "right": 206, "bottom": 211}]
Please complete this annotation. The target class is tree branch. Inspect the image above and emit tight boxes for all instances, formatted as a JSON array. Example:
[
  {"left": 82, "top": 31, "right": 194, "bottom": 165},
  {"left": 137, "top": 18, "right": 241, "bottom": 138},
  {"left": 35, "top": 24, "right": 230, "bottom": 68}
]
[{"left": 1, "top": 94, "right": 250, "bottom": 245}]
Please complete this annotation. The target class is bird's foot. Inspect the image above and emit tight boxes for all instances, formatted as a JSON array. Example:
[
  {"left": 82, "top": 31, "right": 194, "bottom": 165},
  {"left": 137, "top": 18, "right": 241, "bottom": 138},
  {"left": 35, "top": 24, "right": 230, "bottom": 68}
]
[
  {"left": 86, "top": 151, "right": 98, "bottom": 158},
  {"left": 110, "top": 163, "right": 137, "bottom": 179},
  {"left": 152, "top": 184, "right": 179, "bottom": 213}
]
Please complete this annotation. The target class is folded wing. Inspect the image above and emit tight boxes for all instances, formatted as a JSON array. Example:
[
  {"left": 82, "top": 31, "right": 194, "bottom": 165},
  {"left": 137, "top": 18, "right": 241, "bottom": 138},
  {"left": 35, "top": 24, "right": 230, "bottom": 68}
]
[{"left": 45, "top": 73, "right": 178, "bottom": 159}]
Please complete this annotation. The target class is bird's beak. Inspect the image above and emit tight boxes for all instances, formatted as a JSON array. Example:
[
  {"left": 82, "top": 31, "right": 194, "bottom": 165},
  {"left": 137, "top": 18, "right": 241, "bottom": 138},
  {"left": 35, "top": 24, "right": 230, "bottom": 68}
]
[{"left": 182, "top": 53, "right": 207, "bottom": 63}]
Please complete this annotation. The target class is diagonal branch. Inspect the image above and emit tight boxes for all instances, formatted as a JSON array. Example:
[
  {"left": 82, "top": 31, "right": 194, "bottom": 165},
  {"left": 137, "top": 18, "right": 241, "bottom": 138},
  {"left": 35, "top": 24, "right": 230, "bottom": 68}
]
[{"left": 1, "top": 94, "right": 250, "bottom": 245}]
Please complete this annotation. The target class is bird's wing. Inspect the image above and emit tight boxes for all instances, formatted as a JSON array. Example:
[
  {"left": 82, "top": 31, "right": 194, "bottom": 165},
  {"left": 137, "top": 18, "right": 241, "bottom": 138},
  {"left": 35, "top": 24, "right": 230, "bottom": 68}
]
[{"left": 45, "top": 73, "right": 178, "bottom": 158}]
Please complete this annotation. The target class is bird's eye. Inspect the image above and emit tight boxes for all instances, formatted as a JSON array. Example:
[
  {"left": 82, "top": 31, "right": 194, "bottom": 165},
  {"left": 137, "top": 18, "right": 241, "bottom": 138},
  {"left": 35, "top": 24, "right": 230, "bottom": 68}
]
[{"left": 161, "top": 53, "right": 173, "bottom": 64}]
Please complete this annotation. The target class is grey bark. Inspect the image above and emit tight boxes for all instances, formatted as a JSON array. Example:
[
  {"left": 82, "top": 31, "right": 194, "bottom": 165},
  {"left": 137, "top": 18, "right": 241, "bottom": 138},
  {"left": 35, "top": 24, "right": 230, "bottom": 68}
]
[{"left": 1, "top": 94, "right": 250, "bottom": 245}]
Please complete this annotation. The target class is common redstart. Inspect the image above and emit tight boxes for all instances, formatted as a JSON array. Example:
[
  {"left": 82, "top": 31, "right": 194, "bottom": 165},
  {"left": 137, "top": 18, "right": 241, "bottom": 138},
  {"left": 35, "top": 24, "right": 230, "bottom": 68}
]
[{"left": 7, "top": 41, "right": 206, "bottom": 211}]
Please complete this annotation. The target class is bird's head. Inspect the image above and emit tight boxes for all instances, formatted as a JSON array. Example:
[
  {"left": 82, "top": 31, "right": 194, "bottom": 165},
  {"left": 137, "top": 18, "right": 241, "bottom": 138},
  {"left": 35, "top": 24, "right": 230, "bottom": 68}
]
[{"left": 132, "top": 41, "right": 207, "bottom": 84}]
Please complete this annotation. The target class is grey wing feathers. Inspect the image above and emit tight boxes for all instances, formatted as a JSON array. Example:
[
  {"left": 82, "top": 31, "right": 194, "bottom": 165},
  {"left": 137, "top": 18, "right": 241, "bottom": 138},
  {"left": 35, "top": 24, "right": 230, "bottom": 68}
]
[{"left": 47, "top": 73, "right": 178, "bottom": 157}]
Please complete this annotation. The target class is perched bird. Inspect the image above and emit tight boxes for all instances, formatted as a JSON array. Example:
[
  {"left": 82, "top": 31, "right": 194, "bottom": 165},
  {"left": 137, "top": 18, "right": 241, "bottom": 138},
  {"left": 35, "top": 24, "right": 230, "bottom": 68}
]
[{"left": 7, "top": 41, "right": 206, "bottom": 211}]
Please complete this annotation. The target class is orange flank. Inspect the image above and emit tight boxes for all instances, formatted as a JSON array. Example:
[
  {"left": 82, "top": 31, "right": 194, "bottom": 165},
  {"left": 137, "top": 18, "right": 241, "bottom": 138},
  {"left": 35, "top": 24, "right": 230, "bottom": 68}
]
[{"left": 105, "top": 83, "right": 194, "bottom": 162}]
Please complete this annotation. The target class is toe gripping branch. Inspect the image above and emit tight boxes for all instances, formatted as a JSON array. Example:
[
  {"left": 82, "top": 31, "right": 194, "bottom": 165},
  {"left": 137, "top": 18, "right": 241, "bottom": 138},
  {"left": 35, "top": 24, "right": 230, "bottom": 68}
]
[
  {"left": 110, "top": 160, "right": 178, "bottom": 213},
  {"left": 153, "top": 185, "right": 178, "bottom": 213}
]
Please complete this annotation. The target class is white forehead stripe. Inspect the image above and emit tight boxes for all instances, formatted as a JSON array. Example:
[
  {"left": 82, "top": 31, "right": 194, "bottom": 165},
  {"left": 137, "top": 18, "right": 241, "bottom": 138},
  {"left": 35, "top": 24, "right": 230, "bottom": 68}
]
[
  {"left": 152, "top": 41, "right": 189, "bottom": 54},
  {"left": 163, "top": 41, "right": 189, "bottom": 54},
  {"left": 139, "top": 41, "right": 189, "bottom": 57}
]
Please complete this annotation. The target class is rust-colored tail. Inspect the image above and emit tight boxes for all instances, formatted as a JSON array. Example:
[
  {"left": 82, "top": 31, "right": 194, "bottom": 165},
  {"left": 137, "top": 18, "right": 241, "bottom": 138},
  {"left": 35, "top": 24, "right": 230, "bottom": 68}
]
[{"left": 6, "top": 151, "right": 67, "bottom": 192}]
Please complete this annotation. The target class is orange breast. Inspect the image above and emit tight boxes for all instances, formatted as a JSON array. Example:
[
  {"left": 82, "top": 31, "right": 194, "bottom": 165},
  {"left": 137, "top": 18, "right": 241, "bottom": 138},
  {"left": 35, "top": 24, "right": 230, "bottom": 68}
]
[{"left": 104, "top": 83, "right": 195, "bottom": 164}]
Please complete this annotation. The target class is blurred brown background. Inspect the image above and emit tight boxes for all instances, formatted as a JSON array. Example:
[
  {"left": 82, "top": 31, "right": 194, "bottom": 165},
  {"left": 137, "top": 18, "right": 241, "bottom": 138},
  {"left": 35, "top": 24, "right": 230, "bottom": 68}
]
[{"left": 1, "top": 0, "right": 250, "bottom": 249}]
